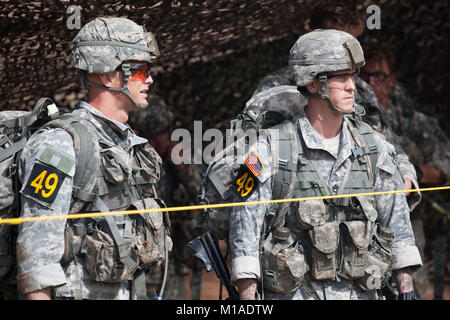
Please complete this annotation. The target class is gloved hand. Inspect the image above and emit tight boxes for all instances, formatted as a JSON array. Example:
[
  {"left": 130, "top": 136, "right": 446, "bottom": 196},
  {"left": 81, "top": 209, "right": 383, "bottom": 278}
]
[{"left": 398, "top": 290, "right": 420, "bottom": 300}]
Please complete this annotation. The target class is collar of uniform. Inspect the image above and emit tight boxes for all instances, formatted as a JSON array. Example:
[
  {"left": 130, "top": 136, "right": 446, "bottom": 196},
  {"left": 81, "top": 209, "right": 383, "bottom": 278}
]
[
  {"left": 298, "top": 111, "right": 353, "bottom": 165},
  {"left": 338, "top": 118, "right": 356, "bottom": 166},
  {"left": 74, "top": 101, "right": 148, "bottom": 147},
  {"left": 75, "top": 101, "right": 129, "bottom": 134}
]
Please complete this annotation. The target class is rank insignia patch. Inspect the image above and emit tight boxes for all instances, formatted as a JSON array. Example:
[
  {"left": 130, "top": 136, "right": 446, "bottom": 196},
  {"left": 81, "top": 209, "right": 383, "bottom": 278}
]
[
  {"left": 231, "top": 166, "right": 259, "bottom": 201},
  {"left": 245, "top": 152, "right": 263, "bottom": 177}
]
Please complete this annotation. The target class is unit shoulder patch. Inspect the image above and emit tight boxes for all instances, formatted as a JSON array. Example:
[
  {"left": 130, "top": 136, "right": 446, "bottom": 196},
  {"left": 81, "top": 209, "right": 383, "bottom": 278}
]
[
  {"left": 231, "top": 165, "right": 259, "bottom": 201},
  {"left": 22, "top": 161, "right": 66, "bottom": 206}
]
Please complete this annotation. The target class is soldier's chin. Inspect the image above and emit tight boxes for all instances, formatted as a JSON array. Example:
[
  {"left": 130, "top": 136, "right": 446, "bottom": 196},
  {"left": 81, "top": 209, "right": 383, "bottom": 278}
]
[
  {"left": 135, "top": 97, "right": 148, "bottom": 106},
  {"left": 336, "top": 102, "right": 354, "bottom": 113}
]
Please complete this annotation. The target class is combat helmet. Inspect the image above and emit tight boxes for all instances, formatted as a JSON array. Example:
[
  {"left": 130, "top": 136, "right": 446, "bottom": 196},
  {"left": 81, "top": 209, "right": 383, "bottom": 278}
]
[
  {"left": 288, "top": 29, "right": 365, "bottom": 114},
  {"left": 70, "top": 17, "right": 160, "bottom": 109}
]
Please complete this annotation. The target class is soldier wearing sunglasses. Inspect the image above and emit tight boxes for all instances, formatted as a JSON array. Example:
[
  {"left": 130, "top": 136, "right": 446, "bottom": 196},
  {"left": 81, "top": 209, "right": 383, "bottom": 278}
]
[{"left": 16, "top": 17, "right": 172, "bottom": 300}]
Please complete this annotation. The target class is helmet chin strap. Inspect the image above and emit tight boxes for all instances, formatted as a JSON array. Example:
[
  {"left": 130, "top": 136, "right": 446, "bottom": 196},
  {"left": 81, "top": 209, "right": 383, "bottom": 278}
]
[
  {"left": 81, "top": 63, "right": 148, "bottom": 109},
  {"left": 302, "top": 75, "right": 354, "bottom": 116}
]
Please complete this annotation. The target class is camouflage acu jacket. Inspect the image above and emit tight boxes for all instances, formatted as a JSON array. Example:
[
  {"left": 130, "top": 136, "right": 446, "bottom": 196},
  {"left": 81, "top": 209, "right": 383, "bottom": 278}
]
[{"left": 16, "top": 101, "right": 162, "bottom": 299}]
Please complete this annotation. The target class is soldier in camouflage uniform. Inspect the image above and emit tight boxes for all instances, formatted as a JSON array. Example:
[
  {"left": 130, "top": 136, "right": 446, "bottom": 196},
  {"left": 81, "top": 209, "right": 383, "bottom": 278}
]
[
  {"left": 129, "top": 95, "right": 204, "bottom": 300},
  {"left": 15, "top": 17, "right": 172, "bottom": 300},
  {"left": 251, "top": 4, "right": 421, "bottom": 211},
  {"left": 228, "top": 29, "right": 422, "bottom": 300},
  {"left": 361, "top": 43, "right": 449, "bottom": 186},
  {"left": 360, "top": 42, "right": 450, "bottom": 299}
]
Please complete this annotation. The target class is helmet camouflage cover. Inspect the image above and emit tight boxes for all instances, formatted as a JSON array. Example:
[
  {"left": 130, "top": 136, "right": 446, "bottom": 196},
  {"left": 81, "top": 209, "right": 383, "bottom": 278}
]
[
  {"left": 70, "top": 17, "right": 160, "bottom": 74},
  {"left": 288, "top": 29, "right": 365, "bottom": 87}
]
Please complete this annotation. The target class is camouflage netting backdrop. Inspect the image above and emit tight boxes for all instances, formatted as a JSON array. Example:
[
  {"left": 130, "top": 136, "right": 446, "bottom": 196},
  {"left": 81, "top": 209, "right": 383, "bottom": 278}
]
[{"left": 1, "top": 0, "right": 449, "bottom": 136}]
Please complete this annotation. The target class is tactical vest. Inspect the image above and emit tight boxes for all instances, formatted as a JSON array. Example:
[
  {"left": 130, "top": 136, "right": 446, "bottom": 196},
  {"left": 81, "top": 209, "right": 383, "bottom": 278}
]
[
  {"left": 58, "top": 114, "right": 171, "bottom": 300},
  {"left": 261, "top": 117, "right": 394, "bottom": 295}
]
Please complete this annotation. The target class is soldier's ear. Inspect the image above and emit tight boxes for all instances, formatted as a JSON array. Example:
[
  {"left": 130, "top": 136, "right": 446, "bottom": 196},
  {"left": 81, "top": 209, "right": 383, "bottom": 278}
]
[
  {"left": 306, "top": 78, "right": 321, "bottom": 94},
  {"left": 97, "top": 71, "right": 121, "bottom": 88}
]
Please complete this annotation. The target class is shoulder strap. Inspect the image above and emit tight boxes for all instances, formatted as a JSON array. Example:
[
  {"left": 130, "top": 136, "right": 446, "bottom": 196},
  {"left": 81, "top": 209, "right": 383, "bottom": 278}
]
[
  {"left": 266, "top": 120, "right": 299, "bottom": 232},
  {"left": 44, "top": 113, "right": 101, "bottom": 213},
  {"left": 346, "top": 117, "right": 379, "bottom": 185}
]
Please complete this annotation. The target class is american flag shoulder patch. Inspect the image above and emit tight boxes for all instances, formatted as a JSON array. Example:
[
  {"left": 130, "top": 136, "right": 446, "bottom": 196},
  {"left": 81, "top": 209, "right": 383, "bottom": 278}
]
[{"left": 245, "top": 151, "right": 264, "bottom": 177}]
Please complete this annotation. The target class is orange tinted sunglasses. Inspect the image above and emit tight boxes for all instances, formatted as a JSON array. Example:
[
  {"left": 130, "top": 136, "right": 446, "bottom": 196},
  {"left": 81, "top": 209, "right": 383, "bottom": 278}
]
[{"left": 129, "top": 62, "right": 151, "bottom": 82}]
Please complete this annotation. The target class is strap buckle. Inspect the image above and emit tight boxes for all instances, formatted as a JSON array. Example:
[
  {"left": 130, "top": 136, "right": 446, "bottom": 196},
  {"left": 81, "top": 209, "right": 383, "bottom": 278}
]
[
  {"left": 121, "top": 62, "right": 131, "bottom": 75},
  {"left": 369, "top": 144, "right": 378, "bottom": 154},
  {"left": 278, "top": 159, "right": 288, "bottom": 168},
  {"left": 351, "top": 147, "right": 363, "bottom": 159},
  {"left": 8, "top": 163, "right": 17, "bottom": 177}
]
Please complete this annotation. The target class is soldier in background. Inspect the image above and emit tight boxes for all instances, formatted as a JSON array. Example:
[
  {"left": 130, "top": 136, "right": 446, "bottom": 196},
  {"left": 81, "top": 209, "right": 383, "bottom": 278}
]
[
  {"left": 129, "top": 95, "right": 204, "bottom": 300},
  {"left": 361, "top": 42, "right": 450, "bottom": 299}
]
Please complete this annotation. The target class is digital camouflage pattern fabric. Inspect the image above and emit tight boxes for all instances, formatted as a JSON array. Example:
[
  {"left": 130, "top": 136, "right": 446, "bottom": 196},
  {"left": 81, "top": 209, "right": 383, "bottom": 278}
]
[
  {"left": 71, "top": 17, "right": 159, "bottom": 74},
  {"left": 224, "top": 29, "right": 422, "bottom": 300},
  {"left": 387, "top": 82, "right": 450, "bottom": 184},
  {"left": 384, "top": 81, "right": 450, "bottom": 298},
  {"left": 16, "top": 101, "right": 171, "bottom": 299},
  {"left": 287, "top": 29, "right": 364, "bottom": 88},
  {"left": 128, "top": 95, "right": 203, "bottom": 300},
  {"left": 146, "top": 161, "right": 204, "bottom": 300},
  {"left": 15, "top": 15, "right": 170, "bottom": 299}
]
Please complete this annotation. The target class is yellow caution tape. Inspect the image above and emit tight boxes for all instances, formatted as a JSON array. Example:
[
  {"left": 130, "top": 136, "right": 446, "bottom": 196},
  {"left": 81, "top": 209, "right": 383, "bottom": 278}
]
[{"left": 0, "top": 186, "right": 449, "bottom": 225}]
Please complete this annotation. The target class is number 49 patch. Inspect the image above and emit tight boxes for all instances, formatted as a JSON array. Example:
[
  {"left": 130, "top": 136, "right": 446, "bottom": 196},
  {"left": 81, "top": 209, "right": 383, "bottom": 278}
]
[
  {"left": 231, "top": 166, "right": 259, "bottom": 201},
  {"left": 22, "top": 162, "right": 66, "bottom": 205}
]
